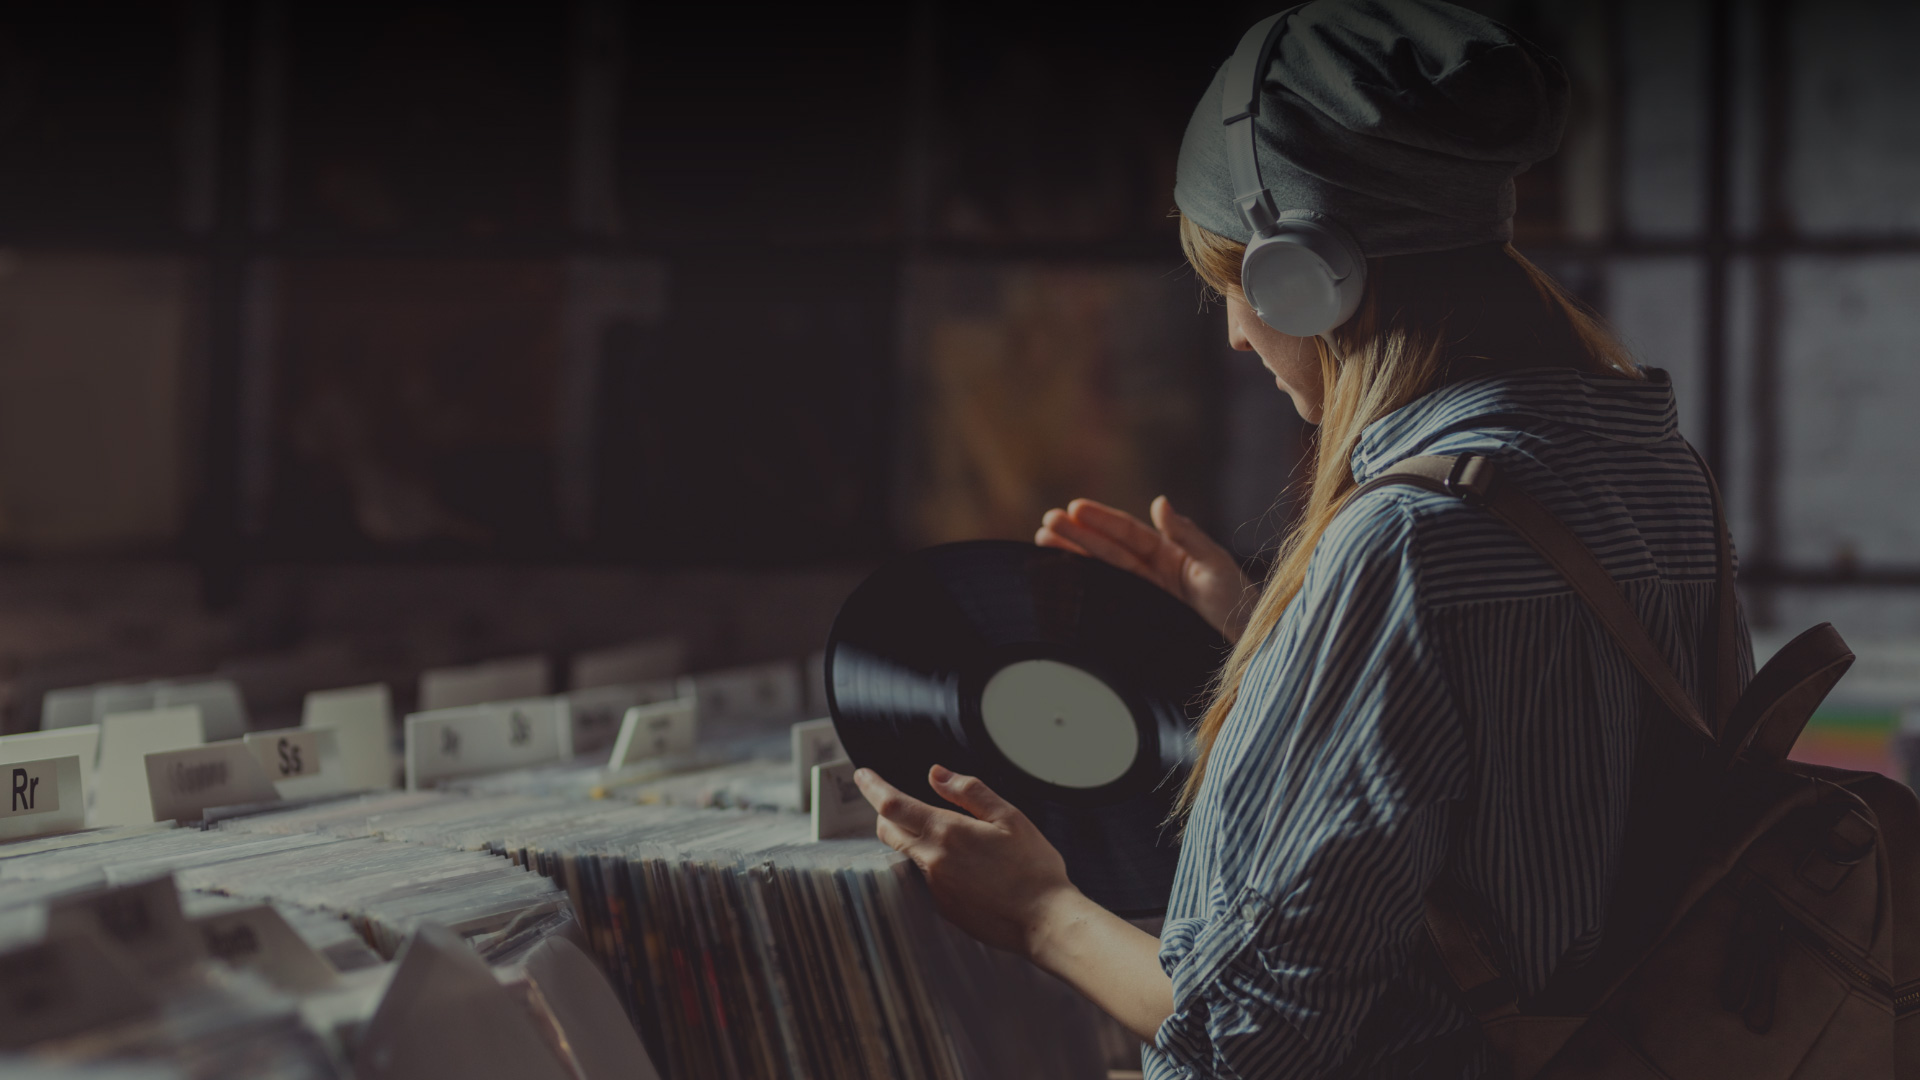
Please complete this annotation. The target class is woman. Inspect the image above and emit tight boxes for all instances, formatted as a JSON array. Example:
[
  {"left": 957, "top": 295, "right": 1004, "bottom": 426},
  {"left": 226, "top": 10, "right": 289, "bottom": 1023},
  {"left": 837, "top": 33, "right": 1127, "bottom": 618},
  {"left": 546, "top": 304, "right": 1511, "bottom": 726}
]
[{"left": 854, "top": 3, "right": 1750, "bottom": 1076}]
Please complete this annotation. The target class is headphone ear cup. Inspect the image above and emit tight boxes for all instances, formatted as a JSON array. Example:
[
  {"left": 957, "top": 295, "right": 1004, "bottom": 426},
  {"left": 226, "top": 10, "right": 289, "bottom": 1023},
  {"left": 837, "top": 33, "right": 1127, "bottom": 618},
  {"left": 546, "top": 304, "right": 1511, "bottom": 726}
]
[
  {"left": 1239, "top": 217, "right": 1367, "bottom": 337},
  {"left": 1241, "top": 236, "right": 1342, "bottom": 337}
]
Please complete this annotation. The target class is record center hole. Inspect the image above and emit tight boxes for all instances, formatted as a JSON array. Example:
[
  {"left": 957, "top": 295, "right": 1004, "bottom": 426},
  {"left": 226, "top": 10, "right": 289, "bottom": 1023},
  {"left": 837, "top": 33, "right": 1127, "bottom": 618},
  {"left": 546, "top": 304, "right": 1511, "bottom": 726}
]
[{"left": 979, "top": 660, "right": 1137, "bottom": 789}]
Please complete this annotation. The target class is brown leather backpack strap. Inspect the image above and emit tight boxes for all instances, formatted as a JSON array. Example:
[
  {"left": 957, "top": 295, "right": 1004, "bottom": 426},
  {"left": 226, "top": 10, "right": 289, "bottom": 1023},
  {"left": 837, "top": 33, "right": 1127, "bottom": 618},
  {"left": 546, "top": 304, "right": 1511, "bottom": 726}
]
[
  {"left": 1355, "top": 454, "right": 1715, "bottom": 744},
  {"left": 1684, "top": 443, "right": 1741, "bottom": 738}
]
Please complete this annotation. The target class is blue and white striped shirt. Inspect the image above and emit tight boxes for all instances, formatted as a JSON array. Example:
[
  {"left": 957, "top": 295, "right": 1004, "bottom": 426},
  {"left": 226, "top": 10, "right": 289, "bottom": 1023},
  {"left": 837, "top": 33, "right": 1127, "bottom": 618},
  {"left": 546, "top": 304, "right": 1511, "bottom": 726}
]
[{"left": 1144, "top": 367, "right": 1754, "bottom": 1079}]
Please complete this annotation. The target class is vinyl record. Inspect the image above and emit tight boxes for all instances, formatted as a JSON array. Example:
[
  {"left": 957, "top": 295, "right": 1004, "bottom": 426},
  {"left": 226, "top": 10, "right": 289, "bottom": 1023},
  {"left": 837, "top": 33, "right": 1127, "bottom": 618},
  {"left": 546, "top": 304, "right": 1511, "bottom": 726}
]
[{"left": 825, "top": 540, "right": 1229, "bottom": 916}]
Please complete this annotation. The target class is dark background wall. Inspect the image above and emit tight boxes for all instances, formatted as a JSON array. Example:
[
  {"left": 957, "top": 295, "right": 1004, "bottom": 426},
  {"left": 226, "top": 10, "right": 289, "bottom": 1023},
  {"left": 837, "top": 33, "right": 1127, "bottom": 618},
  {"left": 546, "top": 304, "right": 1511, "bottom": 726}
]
[{"left": 0, "top": 0, "right": 1915, "bottom": 732}]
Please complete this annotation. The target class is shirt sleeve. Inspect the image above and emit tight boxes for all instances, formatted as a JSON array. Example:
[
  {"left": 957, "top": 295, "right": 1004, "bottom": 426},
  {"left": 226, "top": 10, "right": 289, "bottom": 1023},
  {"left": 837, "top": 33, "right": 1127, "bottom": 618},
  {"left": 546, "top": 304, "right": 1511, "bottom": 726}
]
[{"left": 1146, "top": 492, "right": 1471, "bottom": 1079}]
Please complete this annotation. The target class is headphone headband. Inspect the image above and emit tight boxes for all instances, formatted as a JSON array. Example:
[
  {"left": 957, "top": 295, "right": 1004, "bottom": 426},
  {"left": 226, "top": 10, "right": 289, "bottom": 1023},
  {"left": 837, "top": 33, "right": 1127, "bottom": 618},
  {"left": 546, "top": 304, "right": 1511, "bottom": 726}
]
[
  {"left": 1220, "top": 9, "right": 1298, "bottom": 238},
  {"left": 1214, "top": 7, "right": 1368, "bottom": 337}
]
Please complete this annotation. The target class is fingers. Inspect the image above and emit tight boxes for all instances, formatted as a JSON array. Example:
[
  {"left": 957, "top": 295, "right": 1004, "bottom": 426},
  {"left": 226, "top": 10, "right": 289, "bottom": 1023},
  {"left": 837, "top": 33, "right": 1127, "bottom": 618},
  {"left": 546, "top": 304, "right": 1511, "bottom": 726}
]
[
  {"left": 1034, "top": 520, "right": 1090, "bottom": 557},
  {"left": 874, "top": 814, "right": 917, "bottom": 855},
  {"left": 1065, "top": 499, "right": 1168, "bottom": 563},
  {"left": 853, "top": 768, "right": 938, "bottom": 837},
  {"left": 1045, "top": 509, "right": 1159, "bottom": 580},
  {"left": 929, "top": 764, "right": 1018, "bottom": 825},
  {"left": 1151, "top": 496, "right": 1234, "bottom": 564}
]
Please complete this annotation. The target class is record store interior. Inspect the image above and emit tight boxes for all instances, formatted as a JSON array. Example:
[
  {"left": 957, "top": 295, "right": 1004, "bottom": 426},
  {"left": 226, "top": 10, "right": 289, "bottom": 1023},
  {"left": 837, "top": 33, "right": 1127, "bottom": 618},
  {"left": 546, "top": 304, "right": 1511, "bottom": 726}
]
[{"left": 1, "top": 1, "right": 1917, "bottom": 1078}]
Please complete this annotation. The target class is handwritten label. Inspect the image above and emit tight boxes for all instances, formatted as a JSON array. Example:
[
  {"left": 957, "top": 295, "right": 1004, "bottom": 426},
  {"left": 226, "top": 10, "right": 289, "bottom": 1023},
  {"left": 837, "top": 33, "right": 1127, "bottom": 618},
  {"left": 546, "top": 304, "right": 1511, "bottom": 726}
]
[
  {"left": 607, "top": 700, "right": 698, "bottom": 769},
  {"left": 569, "top": 635, "right": 686, "bottom": 689},
  {"left": 303, "top": 683, "right": 396, "bottom": 792},
  {"left": 563, "top": 681, "right": 677, "bottom": 758},
  {"left": 810, "top": 760, "right": 878, "bottom": 842},
  {"left": 243, "top": 729, "right": 322, "bottom": 780},
  {"left": 91, "top": 706, "right": 206, "bottom": 827},
  {"left": 791, "top": 718, "right": 846, "bottom": 813},
  {"left": 0, "top": 756, "right": 83, "bottom": 842},
  {"left": 563, "top": 685, "right": 637, "bottom": 759},
  {"left": 193, "top": 904, "right": 338, "bottom": 993},
  {"left": 404, "top": 698, "right": 565, "bottom": 790},
  {"left": 418, "top": 654, "right": 550, "bottom": 712},
  {"left": 145, "top": 740, "right": 280, "bottom": 823},
  {"left": 0, "top": 928, "right": 157, "bottom": 1049},
  {"left": 687, "top": 661, "right": 804, "bottom": 727},
  {"left": 46, "top": 876, "right": 204, "bottom": 979}
]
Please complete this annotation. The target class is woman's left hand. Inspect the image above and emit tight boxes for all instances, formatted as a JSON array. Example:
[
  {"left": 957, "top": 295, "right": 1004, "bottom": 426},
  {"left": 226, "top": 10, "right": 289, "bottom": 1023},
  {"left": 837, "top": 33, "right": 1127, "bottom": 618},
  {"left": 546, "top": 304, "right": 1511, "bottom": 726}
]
[{"left": 854, "top": 764, "right": 1078, "bottom": 957}]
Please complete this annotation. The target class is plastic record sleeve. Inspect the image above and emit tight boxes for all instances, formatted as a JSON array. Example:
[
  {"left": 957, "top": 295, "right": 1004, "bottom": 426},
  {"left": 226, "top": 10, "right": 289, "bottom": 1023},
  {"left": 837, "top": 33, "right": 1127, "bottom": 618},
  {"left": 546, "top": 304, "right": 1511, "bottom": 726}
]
[{"left": 824, "top": 540, "right": 1230, "bottom": 917}]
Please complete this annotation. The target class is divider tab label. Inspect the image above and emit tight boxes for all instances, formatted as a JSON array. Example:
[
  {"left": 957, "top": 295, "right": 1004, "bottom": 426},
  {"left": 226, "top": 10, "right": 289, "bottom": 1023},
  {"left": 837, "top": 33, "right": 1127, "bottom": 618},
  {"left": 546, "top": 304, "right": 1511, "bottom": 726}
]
[
  {"left": 145, "top": 740, "right": 280, "bottom": 823},
  {"left": 608, "top": 700, "right": 698, "bottom": 768},
  {"left": 811, "top": 759, "right": 878, "bottom": 841},
  {"left": 0, "top": 755, "right": 84, "bottom": 841},
  {"left": 404, "top": 698, "right": 565, "bottom": 790},
  {"left": 244, "top": 729, "right": 323, "bottom": 780}
]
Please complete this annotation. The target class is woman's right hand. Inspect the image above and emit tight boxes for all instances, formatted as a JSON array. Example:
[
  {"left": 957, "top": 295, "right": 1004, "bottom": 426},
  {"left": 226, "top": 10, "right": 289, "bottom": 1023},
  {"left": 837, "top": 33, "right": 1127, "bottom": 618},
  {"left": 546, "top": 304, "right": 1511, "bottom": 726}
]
[{"left": 1036, "top": 496, "right": 1253, "bottom": 642}]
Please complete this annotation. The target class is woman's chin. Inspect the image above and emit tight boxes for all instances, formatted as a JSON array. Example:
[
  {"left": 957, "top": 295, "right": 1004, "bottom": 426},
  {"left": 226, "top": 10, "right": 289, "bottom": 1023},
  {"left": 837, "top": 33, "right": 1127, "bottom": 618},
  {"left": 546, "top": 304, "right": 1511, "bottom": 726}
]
[{"left": 1276, "top": 383, "right": 1321, "bottom": 424}]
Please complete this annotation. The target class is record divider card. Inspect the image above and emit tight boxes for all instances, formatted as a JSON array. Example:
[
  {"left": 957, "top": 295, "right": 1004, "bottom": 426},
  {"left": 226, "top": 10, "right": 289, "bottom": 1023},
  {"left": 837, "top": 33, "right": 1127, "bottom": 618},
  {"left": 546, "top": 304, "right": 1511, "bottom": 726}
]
[
  {"left": 242, "top": 728, "right": 322, "bottom": 782},
  {"left": 567, "top": 681, "right": 678, "bottom": 760},
  {"left": 145, "top": 740, "right": 281, "bottom": 823},
  {"left": 92, "top": 706, "right": 207, "bottom": 827},
  {"left": 607, "top": 700, "right": 698, "bottom": 769},
  {"left": 302, "top": 683, "right": 397, "bottom": 792},
  {"left": 811, "top": 759, "right": 878, "bottom": 841},
  {"left": 0, "top": 754, "right": 84, "bottom": 841},
  {"left": 791, "top": 717, "right": 845, "bottom": 812},
  {"left": 244, "top": 726, "right": 365, "bottom": 800},
  {"left": 404, "top": 698, "right": 567, "bottom": 790},
  {"left": 0, "top": 726, "right": 100, "bottom": 814},
  {"left": 189, "top": 903, "right": 340, "bottom": 995}
]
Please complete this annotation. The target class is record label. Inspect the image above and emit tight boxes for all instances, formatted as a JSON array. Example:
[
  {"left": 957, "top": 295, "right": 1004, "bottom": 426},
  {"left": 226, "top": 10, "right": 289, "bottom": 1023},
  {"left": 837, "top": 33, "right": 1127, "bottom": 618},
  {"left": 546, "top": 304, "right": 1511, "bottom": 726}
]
[
  {"left": 979, "top": 660, "right": 1136, "bottom": 790},
  {"left": 825, "top": 539, "right": 1229, "bottom": 916}
]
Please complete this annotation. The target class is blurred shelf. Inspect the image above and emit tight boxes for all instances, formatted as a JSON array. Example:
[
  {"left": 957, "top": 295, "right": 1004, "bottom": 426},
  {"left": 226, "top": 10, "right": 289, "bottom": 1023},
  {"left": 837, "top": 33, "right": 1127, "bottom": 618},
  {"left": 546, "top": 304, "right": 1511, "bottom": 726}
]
[{"left": 6, "top": 232, "right": 1920, "bottom": 262}]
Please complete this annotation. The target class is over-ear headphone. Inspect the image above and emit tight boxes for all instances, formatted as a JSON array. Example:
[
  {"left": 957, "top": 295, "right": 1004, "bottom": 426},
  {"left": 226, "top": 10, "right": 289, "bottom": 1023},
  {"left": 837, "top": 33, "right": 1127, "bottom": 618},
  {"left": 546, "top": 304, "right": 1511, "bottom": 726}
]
[{"left": 1221, "top": 11, "right": 1368, "bottom": 337}]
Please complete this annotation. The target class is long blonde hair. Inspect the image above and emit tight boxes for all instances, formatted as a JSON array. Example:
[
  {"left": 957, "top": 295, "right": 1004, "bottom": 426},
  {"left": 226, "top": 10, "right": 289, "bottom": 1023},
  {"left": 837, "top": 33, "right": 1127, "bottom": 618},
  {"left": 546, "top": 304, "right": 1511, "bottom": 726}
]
[{"left": 1174, "top": 213, "right": 1643, "bottom": 816}]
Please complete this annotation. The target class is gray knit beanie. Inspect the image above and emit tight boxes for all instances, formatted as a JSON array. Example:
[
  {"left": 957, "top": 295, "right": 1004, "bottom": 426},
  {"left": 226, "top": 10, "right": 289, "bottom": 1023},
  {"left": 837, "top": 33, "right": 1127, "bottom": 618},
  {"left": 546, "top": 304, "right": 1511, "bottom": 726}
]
[{"left": 1174, "top": 0, "right": 1570, "bottom": 257}]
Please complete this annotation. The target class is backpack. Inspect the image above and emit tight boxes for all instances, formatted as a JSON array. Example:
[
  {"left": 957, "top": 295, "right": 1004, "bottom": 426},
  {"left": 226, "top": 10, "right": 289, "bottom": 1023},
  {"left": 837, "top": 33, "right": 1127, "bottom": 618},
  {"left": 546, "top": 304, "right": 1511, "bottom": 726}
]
[{"left": 1359, "top": 451, "right": 1916, "bottom": 1079}]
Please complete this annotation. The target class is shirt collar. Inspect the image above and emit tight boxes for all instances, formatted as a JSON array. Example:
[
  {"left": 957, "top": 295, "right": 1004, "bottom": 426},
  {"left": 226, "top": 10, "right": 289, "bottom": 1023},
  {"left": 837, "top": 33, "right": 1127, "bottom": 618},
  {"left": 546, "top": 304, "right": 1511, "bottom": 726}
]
[{"left": 1349, "top": 366, "right": 1679, "bottom": 483}]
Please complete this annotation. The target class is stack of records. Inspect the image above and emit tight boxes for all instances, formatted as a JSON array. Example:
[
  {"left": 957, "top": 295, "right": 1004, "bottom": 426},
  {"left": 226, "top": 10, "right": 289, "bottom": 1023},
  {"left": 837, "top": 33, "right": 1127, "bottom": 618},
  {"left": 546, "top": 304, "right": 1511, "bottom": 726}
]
[
  {"left": 441, "top": 731, "right": 799, "bottom": 813},
  {"left": 220, "top": 792, "right": 1111, "bottom": 1080},
  {"left": 0, "top": 819, "right": 569, "bottom": 964},
  {"left": 0, "top": 834, "right": 360, "bottom": 1077}
]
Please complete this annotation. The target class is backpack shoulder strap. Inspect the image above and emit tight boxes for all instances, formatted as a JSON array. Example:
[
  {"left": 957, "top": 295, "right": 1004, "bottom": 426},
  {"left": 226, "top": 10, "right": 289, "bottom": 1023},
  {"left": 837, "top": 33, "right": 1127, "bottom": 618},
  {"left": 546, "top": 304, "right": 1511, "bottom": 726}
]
[
  {"left": 1360, "top": 453, "right": 1724, "bottom": 1023},
  {"left": 1353, "top": 453, "right": 1715, "bottom": 744}
]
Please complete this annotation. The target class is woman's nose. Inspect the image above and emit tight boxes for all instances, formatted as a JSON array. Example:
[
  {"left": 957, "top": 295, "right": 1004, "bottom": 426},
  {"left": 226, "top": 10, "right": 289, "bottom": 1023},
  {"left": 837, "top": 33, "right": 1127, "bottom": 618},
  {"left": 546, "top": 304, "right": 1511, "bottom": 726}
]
[{"left": 1226, "top": 312, "right": 1253, "bottom": 352}]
